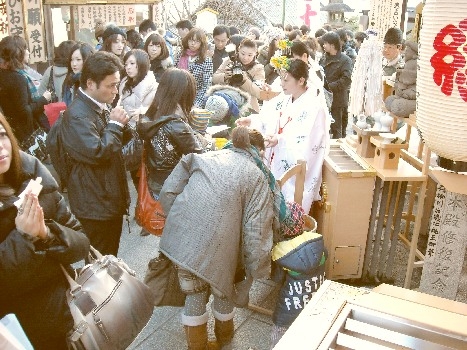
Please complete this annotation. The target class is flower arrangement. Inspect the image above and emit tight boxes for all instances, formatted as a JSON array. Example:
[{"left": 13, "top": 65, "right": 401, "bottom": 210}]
[
  {"left": 270, "top": 55, "right": 291, "bottom": 73},
  {"left": 277, "top": 39, "right": 293, "bottom": 51}
]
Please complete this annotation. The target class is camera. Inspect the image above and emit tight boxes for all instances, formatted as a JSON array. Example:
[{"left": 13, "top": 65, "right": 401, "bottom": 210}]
[{"left": 225, "top": 43, "right": 244, "bottom": 87}]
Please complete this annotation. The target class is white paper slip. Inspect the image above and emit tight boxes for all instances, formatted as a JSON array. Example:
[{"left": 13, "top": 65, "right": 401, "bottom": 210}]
[{"left": 13, "top": 177, "right": 43, "bottom": 208}]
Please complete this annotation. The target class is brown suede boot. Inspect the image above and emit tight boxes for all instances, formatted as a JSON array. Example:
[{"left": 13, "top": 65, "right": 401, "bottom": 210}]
[
  {"left": 214, "top": 319, "right": 234, "bottom": 347},
  {"left": 183, "top": 324, "right": 220, "bottom": 350},
  {"left": 184, "top": 324, "right": 208, "bottom": 350}
]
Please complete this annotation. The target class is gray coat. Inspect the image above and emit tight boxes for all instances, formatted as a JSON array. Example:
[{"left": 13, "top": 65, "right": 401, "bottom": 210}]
[{"left": 159, "top": 148, "right": 274, "bottom": 306}]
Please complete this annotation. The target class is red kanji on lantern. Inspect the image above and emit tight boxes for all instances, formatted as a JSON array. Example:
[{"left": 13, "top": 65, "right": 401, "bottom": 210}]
[{"left": 430, "top": 19, "right": 467, "bottom": 102}]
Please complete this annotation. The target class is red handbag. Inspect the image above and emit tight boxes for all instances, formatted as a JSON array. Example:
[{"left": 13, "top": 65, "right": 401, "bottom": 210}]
[
  {"left": 44, "top": 67, "right": 67, "bottom": 127},
  {"left": 44, "top": 102, "right": 66, "bottom": 126},
  {"left": 135, "top": 151, "right": 165, "bottom": 236}
]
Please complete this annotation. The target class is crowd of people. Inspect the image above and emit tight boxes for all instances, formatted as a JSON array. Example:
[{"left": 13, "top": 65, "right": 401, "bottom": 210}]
[{"left": 0, "top": 18, "right": 405, "bottom": 350}]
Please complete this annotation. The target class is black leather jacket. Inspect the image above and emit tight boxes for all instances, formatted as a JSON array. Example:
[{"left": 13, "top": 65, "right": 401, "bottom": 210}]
[
  {"left": 138, "top": 113, "right": 202, "bottom": 193},
  {"left": 61, "top": 90, "right": 130, "bottom": 220}
]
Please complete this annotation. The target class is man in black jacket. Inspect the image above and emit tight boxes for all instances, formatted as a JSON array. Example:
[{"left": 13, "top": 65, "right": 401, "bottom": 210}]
[
  {"left": 211, "top": 25, "right": 230, "bottom": 73},
  {"left": 61, "top": 51, "right": 130, "bottom": 256},
  {"left": 320, "top": 31, "right": 352, "bottom": 139}
]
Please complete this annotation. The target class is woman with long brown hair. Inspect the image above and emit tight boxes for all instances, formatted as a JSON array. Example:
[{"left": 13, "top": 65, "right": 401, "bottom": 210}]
[
  {"left": 175, "top": 27, "right": 213, "bottom": 107},
  {"left": 0, "top": 36, "right": 52, "bottom": 142},
  {"left": 0, "top": 112, "right": 89, "bottom": 349},
  {"left": 137, "top": 68, "right": 202, "bottom": 200}
]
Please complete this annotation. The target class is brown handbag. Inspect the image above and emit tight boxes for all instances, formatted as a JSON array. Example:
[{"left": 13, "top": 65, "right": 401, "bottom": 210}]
[
  {"left": 135, "top": 150, "right": 165, "bottom": 236},
  {"left": 144, "top": 252, "right": 186, "bottom": 307}
]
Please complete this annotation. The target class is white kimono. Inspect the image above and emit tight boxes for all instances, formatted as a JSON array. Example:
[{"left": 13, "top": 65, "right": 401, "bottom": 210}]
[{"left": 251, "top": 87, "right": 330, "bottom": 212}]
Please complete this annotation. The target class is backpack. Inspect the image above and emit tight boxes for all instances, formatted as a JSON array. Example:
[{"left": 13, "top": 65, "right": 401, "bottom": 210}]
[{"left": 46, "top": 111, "right": 72, "bottom": 187}]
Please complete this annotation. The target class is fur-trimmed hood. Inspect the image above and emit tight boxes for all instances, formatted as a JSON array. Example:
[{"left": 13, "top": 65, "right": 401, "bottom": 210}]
[{"left": 204, "top": 84, "right": 251, "bottom": 115}]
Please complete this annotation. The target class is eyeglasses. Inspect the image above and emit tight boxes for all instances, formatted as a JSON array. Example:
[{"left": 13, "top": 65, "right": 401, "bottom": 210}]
[{"left": 188, "top": 39, "right": 201, "bottom": 44}]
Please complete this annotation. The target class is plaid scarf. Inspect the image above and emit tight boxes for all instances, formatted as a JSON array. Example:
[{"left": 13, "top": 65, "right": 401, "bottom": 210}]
[{"left": 17, "top": 69, "right": 40, "bottom": 100}]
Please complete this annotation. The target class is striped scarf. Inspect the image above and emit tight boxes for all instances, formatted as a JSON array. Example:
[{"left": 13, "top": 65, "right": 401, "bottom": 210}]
[
  {"left": 17, "top": 69, "right": 40, "bottom": 100},
  {"left": 223, "top": 141, "right": 291, "bottom": 242}
]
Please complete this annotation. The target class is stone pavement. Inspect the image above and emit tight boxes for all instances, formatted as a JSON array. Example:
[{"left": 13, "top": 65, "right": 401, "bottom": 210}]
[{"left": 118, "top": 181, "right": 278, "bottom": 350}]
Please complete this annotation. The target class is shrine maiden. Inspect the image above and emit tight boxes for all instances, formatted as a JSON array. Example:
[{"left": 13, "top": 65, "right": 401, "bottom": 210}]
[{"left": 237, "top": 59, "right": 330, "bottom": 212}]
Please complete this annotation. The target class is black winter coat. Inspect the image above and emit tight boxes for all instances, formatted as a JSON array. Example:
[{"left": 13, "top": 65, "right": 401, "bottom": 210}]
[
  {"left": 0, "top": 152, "right": 90, "bottom": 349},
  {"left": 61, "top": 89, "right": 130, "bottom": 220},
  {"left": 321, "top": 52, "right": 352, "bottom": 108},
  {"left": 138, "top": 114, "right": 202, "bottom": 193},
  {"left": 0, "top": 69, "right": 48, "bottom": 142}
]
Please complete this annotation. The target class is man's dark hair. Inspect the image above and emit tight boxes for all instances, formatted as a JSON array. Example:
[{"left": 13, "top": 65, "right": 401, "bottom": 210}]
[
  {"left": 288, "top": 29, "right": 302, "bottom": 41},
  {"left": 322, "top": 31, "right": 342, "bottom": 52},
  {"left": 300, "top": 24, "right": 310, "bottom": 36},
  {"left": 229, "top": 34, "right": 246, "bottom": 48},
  {"left": 322, "top": 24, "right": 333, "bottom": 31},
  {"left": 213, "top": 25, "right": 230, "bottom": 38},
  {"left": 139, "top": 19, "right": 156, "bottom": 34},
  {"left": 314, "top": 28, "right": 327, "bottom": 38},
  {"left": 80, "top": 51, "right": 123, "bottom": 89},
  {"left": 355, "top": 31, "right": 368, "bottom": 44},
  {"left": 284, "top": 24, "right": 293, "bottom": 32},
  {"left": 54, "top": 40, "right": 76, "bottom": 66},
  {"left": 176, "top": 19, "right": 193, "bottom": 30},
  {"left": 345, "top": 29, "right": 355, "bottom": 40},
  {"left": 336, "top": 28, "right": 348, "bottom": 43},
  {"left": 291, "top": 40, "right": 310, "bottom": 58},
  {"left": 126, "top": 29, "right": 144, "bottom": 49},
  {"left": 229, "top": 26, "right": 240, "bottom": 36}
]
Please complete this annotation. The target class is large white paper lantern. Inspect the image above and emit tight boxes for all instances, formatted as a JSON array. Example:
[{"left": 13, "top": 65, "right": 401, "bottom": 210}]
[{"left": 416, "top": 0, "right": 467, "bottom": 171}]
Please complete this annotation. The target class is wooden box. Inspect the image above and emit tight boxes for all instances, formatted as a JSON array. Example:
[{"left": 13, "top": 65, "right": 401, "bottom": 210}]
[
  {"left": 352, "top": 125, "right": 381, "bottom": 158},
  {"left": 312, "top": 143, "right": 376, "bottom": 280},
  {"left": 371, "top": 136, "right": 409, "bottom": 169}
]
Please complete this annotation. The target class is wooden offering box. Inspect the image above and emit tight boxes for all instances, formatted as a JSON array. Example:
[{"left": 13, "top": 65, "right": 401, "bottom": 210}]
[
  {"left": 370, "top": 136, "right": 409, "bottom": 169},
  {"left": 352, "top": 125, "right": 381, "bottom": 158},
  {"left": 313, "top": 143, "right": 376, "bottom": 280}
]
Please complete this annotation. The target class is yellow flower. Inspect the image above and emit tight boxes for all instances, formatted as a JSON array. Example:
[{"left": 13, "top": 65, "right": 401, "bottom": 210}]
[
  {"left": 269, "top": 55, "right": 290, "bottom": 72},
  {"left": 277, "top": 40, "right": 287, "bottom": 50}
]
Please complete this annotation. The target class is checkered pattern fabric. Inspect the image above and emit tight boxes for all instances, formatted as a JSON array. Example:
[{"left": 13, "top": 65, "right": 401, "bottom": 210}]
[{"left": 281, "top": 201, "right": 305, "bottom": 239}]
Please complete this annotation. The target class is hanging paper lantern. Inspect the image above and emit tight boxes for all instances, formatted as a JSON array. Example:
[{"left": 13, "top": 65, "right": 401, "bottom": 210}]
[{"left": 416, "top": 0, "right": 467, "bottom": 171}]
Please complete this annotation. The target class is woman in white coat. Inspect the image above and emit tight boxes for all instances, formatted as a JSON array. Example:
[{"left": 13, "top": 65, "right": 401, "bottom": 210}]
[
  {"left": 118, "top": 49, "right": 158, "bottom": 190},
  {"left": 237, "top": 59, "right": 331, "bottom": 213},
  {"left": 119, "top": 49, "right": 158, "bottom": 122}
]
